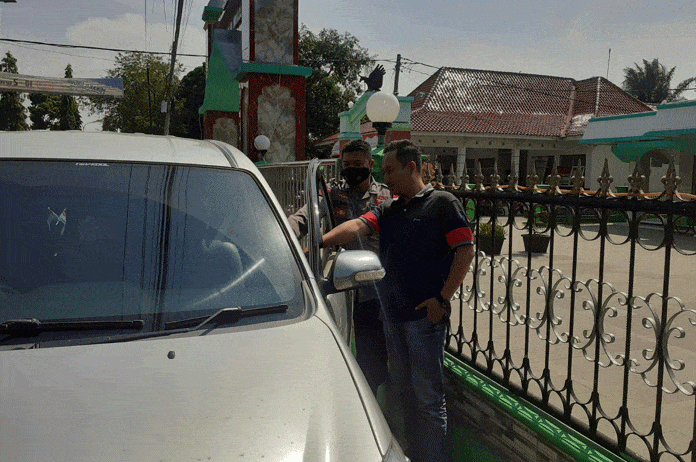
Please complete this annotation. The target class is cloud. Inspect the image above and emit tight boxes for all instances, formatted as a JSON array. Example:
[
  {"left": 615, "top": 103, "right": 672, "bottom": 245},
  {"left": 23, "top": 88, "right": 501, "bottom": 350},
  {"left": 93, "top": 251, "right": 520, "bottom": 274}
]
[{"left": 66, "top": 13, "right": 206, "bottom": 73}]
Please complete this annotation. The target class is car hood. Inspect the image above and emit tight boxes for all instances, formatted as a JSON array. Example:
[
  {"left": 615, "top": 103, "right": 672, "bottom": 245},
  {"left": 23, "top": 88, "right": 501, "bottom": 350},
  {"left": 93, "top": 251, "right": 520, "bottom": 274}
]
[{"left": 0, "top": 317, "right": 384, "bottom": 462}]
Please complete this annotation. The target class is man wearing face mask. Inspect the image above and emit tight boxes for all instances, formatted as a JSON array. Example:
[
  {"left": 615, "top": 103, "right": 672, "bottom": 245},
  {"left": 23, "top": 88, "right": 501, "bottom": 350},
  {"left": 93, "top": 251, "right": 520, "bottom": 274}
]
[{"left": 288, "top": 139, "right": 391, "bottom": 395}]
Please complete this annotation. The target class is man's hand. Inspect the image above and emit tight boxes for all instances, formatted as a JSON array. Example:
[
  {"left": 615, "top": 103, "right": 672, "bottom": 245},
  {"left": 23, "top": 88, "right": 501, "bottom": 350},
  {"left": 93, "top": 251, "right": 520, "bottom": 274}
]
[{"left": 416, "top": 297, "right": 450, "bottom": 324}]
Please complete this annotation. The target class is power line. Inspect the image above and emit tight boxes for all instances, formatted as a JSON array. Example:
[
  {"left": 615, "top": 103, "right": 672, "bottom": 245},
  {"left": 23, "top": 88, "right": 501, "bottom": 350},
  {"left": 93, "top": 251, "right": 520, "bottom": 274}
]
[
  {"left": 3, "top": 41, "right": 116, "bottom": 63},
  {"left": 0, "top": 37, "right": 206, "bottom": 57}
]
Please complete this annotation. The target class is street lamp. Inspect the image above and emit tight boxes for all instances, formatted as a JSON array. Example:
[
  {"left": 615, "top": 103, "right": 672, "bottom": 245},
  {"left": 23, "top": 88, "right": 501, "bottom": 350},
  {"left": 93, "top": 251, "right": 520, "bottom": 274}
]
[
  {"left": 254, "top": 134, "right": 271, "bottom": 165},
  {"left": 366, "top": 91, "right": 400, "bottom": 146}
]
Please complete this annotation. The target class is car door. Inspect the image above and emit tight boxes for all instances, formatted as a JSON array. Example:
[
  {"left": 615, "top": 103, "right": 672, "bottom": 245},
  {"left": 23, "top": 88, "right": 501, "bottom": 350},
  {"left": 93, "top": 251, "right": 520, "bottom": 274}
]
[{"left": 305, "top": 158, "right": 355, "bottom": 344}]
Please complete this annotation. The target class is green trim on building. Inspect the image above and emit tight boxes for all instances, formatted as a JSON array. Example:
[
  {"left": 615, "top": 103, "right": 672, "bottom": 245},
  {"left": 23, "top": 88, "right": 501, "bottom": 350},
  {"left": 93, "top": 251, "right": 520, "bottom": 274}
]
[
  {"left": 201, "top": 6, "right": 223, "bottom": 22},
  {"left": 338, "top": 132, "right": 363, "bottom": 141},
  {"left": 656, "top": 99, "right": 696, "bottom": 110},
  {"left": 587, "top": 111, "right": 656, "bottom": 123},
  {"left": 199, "top": 44, "right": 240, "bottom": 114},
  {"left": 444, "top": 353, "right": 636, "bottom": 462},
  {"left": 231, "top": 63, "right": 312, "bottom": 81},
  {"left": 609, "top": 138, "right": 696, "bottom": 162},
  {"left": 646, "top": 127, "right": 696, "bottom": 137},
  {"left": 579, "top": 135, "right": 662, "bottom": 145}
]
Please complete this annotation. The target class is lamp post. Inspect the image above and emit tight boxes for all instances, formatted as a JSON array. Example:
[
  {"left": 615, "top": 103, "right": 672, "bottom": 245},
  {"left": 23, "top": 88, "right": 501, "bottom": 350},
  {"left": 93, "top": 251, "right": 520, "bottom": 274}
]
[
  {"left": 254, "top": 135, "right": 271, "bottom": 165},
  {"left": 366, "top": 91, "right": 400, "bottom": 146}
]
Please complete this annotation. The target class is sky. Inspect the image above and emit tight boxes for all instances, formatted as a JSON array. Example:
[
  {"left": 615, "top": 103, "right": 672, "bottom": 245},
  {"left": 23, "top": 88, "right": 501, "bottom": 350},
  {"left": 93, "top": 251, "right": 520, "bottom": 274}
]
[{"left": 2, "top": 0, "right": 696, "bottom": 129}]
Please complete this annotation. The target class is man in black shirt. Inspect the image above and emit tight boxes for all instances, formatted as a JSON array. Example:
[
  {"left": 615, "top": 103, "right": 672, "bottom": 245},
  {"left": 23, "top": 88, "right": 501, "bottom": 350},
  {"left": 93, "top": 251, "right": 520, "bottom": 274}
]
[{"left": 319, "top": 140, "right": 475, "bottom": 462}]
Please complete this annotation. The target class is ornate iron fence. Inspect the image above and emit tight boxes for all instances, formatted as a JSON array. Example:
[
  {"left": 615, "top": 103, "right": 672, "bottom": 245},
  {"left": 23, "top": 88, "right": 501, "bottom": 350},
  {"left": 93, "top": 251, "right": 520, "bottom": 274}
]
[{"left": 443, "top": 159, "right": 696, "bottom": 462}]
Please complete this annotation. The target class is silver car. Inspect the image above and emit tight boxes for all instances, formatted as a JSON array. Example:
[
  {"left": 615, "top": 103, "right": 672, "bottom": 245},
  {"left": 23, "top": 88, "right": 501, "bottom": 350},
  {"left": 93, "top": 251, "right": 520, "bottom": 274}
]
[{"left": 0, "top": 131, "right": 406, "bottom": 462}]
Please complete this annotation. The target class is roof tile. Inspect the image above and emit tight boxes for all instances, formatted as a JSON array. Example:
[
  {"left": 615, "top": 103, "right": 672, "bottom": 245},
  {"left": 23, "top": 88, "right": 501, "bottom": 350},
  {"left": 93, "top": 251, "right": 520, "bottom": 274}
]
[{"left": 408, "top": 68, "right": 652, "bottom": 138}]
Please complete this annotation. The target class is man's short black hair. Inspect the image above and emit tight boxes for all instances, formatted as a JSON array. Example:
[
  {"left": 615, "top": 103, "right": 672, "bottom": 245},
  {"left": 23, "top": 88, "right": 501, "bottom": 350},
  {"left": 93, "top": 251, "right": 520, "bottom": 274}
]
[
  {"left": 342, "top": 139, "right": 372, "bottom": 158},
  {"left": 384, "top": 139, "right": 422, "bottom": 169}
]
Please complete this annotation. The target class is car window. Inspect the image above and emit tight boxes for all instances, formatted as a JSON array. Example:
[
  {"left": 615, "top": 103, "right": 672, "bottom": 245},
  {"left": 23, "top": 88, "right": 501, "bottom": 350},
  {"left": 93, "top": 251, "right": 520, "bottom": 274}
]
[{"left": 0, "top": 160, "right": 304, "bottom": 335}]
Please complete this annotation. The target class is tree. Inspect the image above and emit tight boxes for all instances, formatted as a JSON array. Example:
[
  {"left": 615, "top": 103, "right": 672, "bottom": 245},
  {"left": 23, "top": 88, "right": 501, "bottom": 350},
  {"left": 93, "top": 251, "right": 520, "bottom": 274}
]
[
  {"left": 29, "top": 64, "right": 82, "bottom": 130},
  {"left": 0, "top": 52, "right": 28, "bottom": 131},
  {"left": 170, "top": 64, "right": 206, "bottom": 139},
  {"left": 86, "top": 52, "right": 181, "bottom": 134},
  {"left": 56, "top": 65, "right": 82, "bottom": 130},
  {"left": 299, "top": 26, "right": 373, "bottom": 157},
  {"left": 622, "top": 58, "right": 695, "bottom": 104},
  {"left": 28, "top": 92, "right": 59, "bottom": 130}
]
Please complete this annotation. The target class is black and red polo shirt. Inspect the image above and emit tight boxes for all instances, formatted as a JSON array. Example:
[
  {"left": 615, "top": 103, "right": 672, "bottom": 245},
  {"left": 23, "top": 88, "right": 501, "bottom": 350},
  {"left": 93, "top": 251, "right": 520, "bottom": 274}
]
[{"left": 360, "top": 184, "right": 474, "bottom": 322}]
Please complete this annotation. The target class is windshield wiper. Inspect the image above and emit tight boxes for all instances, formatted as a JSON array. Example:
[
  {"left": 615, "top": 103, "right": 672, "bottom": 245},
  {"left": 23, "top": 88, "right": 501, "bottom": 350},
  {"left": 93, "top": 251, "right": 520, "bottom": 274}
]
[
  {"left": 0, "top": 318, "right": 145, "bottom": 336},
  {"left": 164, "top": 305, "right": 288, "bottom": 331}
]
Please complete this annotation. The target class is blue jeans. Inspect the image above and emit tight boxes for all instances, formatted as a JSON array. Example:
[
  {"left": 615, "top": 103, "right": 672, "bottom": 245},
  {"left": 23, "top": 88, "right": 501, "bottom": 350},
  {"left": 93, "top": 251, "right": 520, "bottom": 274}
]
[{"left": 382, "top": 315, "right": 451, "bottom": 462}]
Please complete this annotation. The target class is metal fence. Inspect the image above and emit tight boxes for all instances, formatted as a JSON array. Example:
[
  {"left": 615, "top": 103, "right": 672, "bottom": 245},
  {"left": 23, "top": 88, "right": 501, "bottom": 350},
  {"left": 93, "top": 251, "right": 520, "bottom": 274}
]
[
  {"left": 257, "top": 159, "right": 340, "bottom": 216},
  {"left": 445, "top": 159, "right": 696, "bottom": 462}
]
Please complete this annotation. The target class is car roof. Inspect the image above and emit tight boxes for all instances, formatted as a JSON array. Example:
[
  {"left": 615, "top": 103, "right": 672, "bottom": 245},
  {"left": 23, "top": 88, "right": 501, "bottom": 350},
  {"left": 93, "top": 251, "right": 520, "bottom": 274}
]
[{"left": 0, "top": 131, "right": 253, "bottom": 169}]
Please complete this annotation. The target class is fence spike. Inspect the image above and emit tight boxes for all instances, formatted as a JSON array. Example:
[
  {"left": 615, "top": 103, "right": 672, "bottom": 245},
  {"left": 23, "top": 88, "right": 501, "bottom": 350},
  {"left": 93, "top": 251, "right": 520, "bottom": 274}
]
[
  {"left": 546, "top": 159, "right": 563, "bottom": 194},
  {"left": 597, "top": 158, "right": 615, "bottom": 197},
  {"left": 460, "top": 170, "right": 470, "bottom": 191},
  {"left": 628, "top": 162, "right": 645, "bottom": 198},
  {"left": 661, "top": 156, "right": 683, "bottom": 201},
  {"left": 422, "top": 161, "right": 432, "bottom": 183},
  {"left": 570, "top": 159, "right": 585, "bottom": 195},
  {"left": 508, "top": 158, "right": 520, "bottom": 192},
  {"left": 446, "top": 169, "right": 456, "bottom": 187},
  {"left": 474, "top": 160, "right": 486, "bottom": 191},
  {"left": 490, "top": 159, "right": 502, "bottom": 190},
  {"left": 527, "top": 171, "right": 539, "bottom": 193}
]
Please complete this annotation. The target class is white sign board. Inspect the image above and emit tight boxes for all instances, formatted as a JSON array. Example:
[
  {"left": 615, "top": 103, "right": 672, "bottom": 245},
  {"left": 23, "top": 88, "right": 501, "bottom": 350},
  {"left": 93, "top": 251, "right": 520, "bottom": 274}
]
[{"left": 0, "top": 72, "right": 124, "bottom": 98}]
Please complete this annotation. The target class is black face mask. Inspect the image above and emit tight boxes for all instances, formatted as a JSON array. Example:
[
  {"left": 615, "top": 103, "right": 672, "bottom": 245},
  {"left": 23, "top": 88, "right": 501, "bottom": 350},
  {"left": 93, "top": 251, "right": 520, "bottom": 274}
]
[{"left": 341, "top": 167, "right": 370, "bottom": 186}]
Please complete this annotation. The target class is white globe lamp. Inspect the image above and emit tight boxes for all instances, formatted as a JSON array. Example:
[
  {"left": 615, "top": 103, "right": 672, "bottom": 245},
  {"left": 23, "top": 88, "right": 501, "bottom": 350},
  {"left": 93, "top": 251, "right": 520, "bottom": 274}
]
[
  {"left": 366, "top": 91, "right": 400, "bottom": 146},
  {"left": 254, "top": 135, "right": 271, "bottom": 151}
]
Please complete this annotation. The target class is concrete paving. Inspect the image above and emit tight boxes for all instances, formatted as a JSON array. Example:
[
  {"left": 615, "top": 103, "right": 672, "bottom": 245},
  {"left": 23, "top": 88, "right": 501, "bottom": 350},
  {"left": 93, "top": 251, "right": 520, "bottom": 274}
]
[{"left": 448, "top": 218, "right": 696, "bottom": 461}]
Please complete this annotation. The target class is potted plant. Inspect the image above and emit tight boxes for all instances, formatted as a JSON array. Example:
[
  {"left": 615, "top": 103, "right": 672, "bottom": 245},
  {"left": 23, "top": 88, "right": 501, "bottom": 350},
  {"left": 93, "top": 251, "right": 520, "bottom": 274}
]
[
  {"left": 523, "top": 208, "right": 550, "bottom": 254},
  {"left": 477, "top": 222, "right": 506, "bottom": 256}
]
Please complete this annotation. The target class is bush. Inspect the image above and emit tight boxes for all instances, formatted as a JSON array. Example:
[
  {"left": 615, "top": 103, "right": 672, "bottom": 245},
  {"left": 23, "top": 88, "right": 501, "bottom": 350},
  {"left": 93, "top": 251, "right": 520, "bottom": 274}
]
[{"left": 478, "top": 222, "right": 506, "bottom": 239}]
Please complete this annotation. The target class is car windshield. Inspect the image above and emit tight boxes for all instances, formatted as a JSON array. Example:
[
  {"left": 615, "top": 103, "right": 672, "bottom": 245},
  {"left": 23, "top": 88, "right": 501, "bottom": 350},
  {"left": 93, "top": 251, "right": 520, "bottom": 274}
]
[{"left": 0, "top": 160, "right": 304, "bottom": 335}]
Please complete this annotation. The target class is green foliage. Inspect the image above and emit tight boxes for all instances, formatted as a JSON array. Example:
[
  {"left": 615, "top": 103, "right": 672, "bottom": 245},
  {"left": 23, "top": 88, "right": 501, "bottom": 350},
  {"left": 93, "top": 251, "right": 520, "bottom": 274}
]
[
  {"left": 170, "top": 64, "right": 206, "bottom": 139},
  {"left": 86, "top": 52, "right": 181, "bottom": 134},
  {"left": 28, "top": 92, "right": 59, "bottom": 129},
  {"left": 478, "top": 222, "right": 506, "bottom": 238},
  {"left": 0, "top": 52, "right": 28, "bottom": 131},
  {"left": 622, "top": 58, "right": 695, "bottom": 104},
  {"left": 299, "top": 25, "right": 373, "bottom": 157},
  {"left": 29, "top": 64, "right": 82, "bottom": 130},
  {"left": 56, "top": 65, "right": 82, "bottom": 130}
]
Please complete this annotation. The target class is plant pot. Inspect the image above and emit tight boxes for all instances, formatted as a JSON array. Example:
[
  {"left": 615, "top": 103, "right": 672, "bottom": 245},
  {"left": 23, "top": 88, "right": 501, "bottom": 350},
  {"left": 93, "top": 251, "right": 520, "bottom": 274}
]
[
  {"left": 478, "top": 236, "right": 505, "bottom": 256},
  {"left": 523, "top": 234, "right": 550, "bottom": 254}
]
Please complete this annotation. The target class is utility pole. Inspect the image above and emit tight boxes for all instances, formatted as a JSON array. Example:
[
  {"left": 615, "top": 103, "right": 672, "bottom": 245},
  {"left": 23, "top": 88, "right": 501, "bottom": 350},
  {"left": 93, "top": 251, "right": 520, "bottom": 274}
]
[
  {"left": 393, "top": 54, "right": 401, "bottom": 95},
  {"left": 163, "top": 0, "right": 185, "bottom": 136}
]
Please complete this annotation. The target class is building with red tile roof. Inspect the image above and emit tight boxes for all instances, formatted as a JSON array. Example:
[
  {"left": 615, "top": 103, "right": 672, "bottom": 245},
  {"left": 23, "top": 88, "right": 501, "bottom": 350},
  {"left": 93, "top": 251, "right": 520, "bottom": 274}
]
[
  {"left": 408, "top": 67, "right": 652, "bottom": 187},
  {"left": 322, "top": 67, "right": 654, "bottom": 188}
]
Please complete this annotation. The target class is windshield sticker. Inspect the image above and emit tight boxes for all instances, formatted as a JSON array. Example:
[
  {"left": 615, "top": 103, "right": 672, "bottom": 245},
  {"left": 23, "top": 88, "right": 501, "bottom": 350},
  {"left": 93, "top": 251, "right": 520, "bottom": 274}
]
[
  {"left": 75, "top": 162, "right": 109, "bottom": 167},
  {"left": 47, "top": 207, "right": 67, "bottom": 236}
]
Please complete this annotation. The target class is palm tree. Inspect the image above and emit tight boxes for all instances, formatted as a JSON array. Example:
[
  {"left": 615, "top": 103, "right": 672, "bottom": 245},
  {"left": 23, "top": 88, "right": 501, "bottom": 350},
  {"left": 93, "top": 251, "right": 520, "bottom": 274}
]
[{"left": 622, "top": 58, "right": 695, "bottom": 104}]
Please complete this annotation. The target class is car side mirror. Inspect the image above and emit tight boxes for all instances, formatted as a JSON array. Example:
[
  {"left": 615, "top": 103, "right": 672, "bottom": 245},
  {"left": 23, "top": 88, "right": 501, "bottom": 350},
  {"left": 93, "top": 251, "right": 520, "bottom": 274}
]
[{"left": 332, "top": 250, "right": 385, "bottom": 291}]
